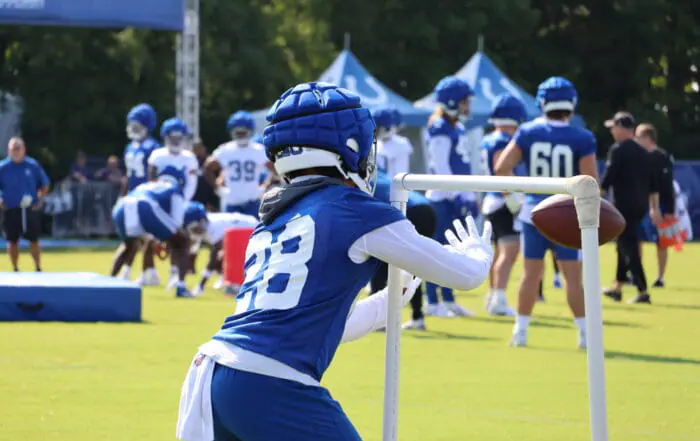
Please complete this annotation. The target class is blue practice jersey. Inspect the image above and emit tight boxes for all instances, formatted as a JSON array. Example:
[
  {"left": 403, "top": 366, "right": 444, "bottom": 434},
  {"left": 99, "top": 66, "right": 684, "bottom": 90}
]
[
  {"left": 213, "top": 184, "right": 405, "bottom": 381},
  {"left": 129, "top": 180, "right": 183, "bottom": 216},
  {"left": 514, "top": 120, "right": 596, "bottom": 205},
  {"left": 481, "top": 130, "right": 512, "bottom": 197},
  {"left": 427, "top": 117, "right": 471, "bottom": 175},
  {"left": 124, "top": 137, "right": 160, "bottom": 190},
  {"left": 373, "top": 172, "right": 429, "bottom": 208}
]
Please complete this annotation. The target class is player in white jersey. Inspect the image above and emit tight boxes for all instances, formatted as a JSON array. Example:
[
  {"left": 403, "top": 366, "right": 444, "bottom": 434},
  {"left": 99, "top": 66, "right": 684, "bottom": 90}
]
[
  {"left": 148, "top": 118, "right": 199, "bottom": 288},
  {"left": 372, "top": 106, "right": 413, "bottom": 177},
  {"left": 189, "top": 211, "right": 259, "bottom": 295},
  {"left": 205, "top": 111, "right": 271, "bottom": 218}
]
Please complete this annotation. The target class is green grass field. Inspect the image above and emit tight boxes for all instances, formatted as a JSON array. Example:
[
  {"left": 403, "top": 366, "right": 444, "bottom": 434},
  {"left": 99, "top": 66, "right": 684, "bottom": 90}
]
[{"left": 1, "top": 243, "right": 699, "bottom": 441}]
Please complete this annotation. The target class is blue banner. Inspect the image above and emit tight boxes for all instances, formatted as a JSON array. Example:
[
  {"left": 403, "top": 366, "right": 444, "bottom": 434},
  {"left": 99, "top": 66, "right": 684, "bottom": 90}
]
[{"left": 0, "top": 0, "right": 183, "bottom": 31}]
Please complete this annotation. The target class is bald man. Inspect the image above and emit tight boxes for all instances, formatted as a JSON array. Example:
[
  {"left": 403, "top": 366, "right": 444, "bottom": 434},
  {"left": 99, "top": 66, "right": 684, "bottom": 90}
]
[{"left": 0, "top": 137, "right": 50, "bottom": 271}]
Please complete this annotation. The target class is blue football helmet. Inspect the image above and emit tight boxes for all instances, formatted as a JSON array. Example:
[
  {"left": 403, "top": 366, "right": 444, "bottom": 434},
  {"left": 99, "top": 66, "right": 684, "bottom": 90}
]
[
  {"left": 488, "top": 94, "right": 528, "bottom": 127},
  {"left": 434, "top": 76, "right": 473, "bottom": 120},
  {"left": 391, "top": 108, "right": 402, "bottom": 129},
  {"left": 126, "top": 103, "right": 157, "bottom": 141},
  {"left": 183, "top": 201, "right": 208, "bottom": 237},
  {"left": 262, "top": 82, "right": 377, "bottom": 195},
  {"left": 536, "top": 77, "right": 578, "bottom": 113},
  {"left": 226, "top": 111, "right": 255, "bottom": 143},
  {"left": 160, "top": 117, "right": 191, "bottom": 153},
  {"left": 372, "top": 106, "right": 396, "bottom": 140}
]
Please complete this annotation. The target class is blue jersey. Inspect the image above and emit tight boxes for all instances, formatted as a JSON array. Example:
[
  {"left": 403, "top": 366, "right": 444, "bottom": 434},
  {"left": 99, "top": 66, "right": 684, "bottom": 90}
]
[
  {"left": 514, "top": 120, "right": 596, "bottom": 205},
  {"left": 0, "top": 156, "right": 50, "bottom": 208},
  {"left": 481, "top": 130, "right": 511, "bottom": 197},
  {"left": 427, "top": 117, "right": 471, "bottom": 175},
  {"left": 374, "top": 172, "right": 429, "bottom": 208},
  {"left": 213, "top": 184, "right": 404, "bottom": 381},
  {"left": 124, "top": 137, "right": 160, "bottom": 190},
  {"left": 129, "top": 180, "right": 183, "bottom": 216}
]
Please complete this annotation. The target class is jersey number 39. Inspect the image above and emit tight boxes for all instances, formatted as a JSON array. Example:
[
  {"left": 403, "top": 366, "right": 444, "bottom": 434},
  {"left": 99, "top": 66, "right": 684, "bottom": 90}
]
[
  {"left": 234, "top": 215, "right": 315, "bottom": 313},
  {"left": 529, "top": 142, "right": 574, "bottom": 178}
]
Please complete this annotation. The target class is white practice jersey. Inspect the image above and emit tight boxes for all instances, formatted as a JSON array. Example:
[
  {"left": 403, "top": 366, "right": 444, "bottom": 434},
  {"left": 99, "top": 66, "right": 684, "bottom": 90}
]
[
  {"left": 212, "top": 141, "right": 269, "bottom": 206},
  {"left": 377, "top": 134, "right": 413, "bottom": 178},
  {"left": 148, "top": 148, "right": 199, "bottom": 201},
  {"left": 205, "top": 212, "right": 259, "bottom": 246},
  {"left": 674, "top": 180, "right": 693, "bottom": 240}
]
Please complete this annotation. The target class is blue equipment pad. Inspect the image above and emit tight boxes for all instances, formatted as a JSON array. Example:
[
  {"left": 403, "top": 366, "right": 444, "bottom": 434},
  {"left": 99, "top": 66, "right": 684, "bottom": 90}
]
[{"left": 0, "top": 272, "right": 141, "bottom": 322}]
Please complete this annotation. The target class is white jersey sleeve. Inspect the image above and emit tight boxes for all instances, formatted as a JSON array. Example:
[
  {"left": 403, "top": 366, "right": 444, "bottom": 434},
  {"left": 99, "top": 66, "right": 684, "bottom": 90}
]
[
  {"left": 183, "top": 151, "right": 199, "bottom": 201},
  {"left": 348, "top": 219, "right": 491, "bottom": 291}
]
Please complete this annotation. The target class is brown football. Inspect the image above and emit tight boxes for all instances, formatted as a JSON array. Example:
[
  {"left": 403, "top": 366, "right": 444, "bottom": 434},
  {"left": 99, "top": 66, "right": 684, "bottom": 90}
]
[{"left": 531, "top": 194, "right": 626, "bottom": 249}]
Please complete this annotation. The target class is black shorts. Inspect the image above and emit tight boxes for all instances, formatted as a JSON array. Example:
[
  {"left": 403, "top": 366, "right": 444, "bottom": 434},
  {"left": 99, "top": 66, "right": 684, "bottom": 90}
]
[
  {"left": 486, "top": 205, "right": 519, "bottom": 244},
  {"left": 2, "top": 207, "right": 41, "bottom": 243}
]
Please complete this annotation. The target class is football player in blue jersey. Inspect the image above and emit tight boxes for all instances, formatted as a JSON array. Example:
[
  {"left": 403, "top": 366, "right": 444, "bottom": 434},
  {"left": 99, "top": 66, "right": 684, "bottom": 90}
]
[
  {"left": 110, "top": 177, "right": 208, "bottom": 298},
  {"left": 121, "top": 103, "right": 162, "bottom": 285},
  {"left": 176, "top": 82, "right": 494, "bottom": 441},
  {"left": 423, "top": 76, "right": 478, "bottom": 318},
  {"left": 481, "top": 94, "right": 528, "bottom": 317},
  {"left": 495, "top": 77, "right": 599, "bottom": 348}
]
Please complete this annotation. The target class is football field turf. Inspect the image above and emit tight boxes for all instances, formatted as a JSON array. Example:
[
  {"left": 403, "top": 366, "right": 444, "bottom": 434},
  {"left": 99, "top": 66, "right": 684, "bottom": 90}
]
[{"left": 1, "top": 243, "right": 699, "bottom": 440}]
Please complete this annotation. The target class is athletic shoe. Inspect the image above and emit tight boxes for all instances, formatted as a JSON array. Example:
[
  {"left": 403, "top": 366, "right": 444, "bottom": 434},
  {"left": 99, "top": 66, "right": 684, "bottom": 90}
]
[
  {"left": 402, "top": 318, "right": 427, "bottom": 331},
  {"left": 653, "top": 279, "right": 665, "bottom": 288},
  {"left": 487, "top": 294, "right": 515, "bottom": 316},
  {"left": 578, "top": 329, "right": 587, "bottom": 349},
  {"left": 603, "top": 289, "right": 622, "bottom": 302},
  {"left": 444, "top": 302, "right": 474, "bottom": 317},
  {"left": 628, "top": 293, "right": 651, "bottom": 304},
  {"left": 176, "top": 285, "right": 196, "bottom": 298},
  {"left": 425, "top": 303, "right": 455, "bottom": 318},
  {"left": 510, "top": 329, "right": 528, "bottom": 347}
]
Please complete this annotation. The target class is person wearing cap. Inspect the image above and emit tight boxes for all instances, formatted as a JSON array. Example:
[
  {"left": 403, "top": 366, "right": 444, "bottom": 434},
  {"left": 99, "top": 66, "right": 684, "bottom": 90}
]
[
  {"left": 601, "top": 111, "right": 660, "bottom": 304},
  {"left": 0, "top": 137, "right": 50, "bottom": 272}
]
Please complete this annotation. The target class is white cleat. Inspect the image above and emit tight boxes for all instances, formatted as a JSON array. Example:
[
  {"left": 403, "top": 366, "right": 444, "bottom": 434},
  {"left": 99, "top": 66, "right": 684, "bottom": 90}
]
[
  {"left": 118, "top": 270, "right": 131, "bottom": 281},
  {"left": 142, "top": 271, "right": 161, "bottom": 286},
  {"left": 192, "top": 285, "right": 204, "bottom": 296},
  {"left": 212, "top": 277, "right": 224, "bottom": 290},
  {"left": 444, "top": 301, "right": 475, "bottom": 317},
  {"left": 510, "top": 329, "right": 528, "bottom": 347},
  {"left": 487, "top": 295, "right": 516, "bottom": 317},
  {"left": 578, "top": 330, "right": 587, "bottom": 349},
  {"left": 402, "top": 318, "right": 427, "bottom": 331},
  {"left": 484, "top": 292, "right": 494, "bottom": 310},
  {"left": 166, "top": 275, "right": 179, "bottom": 290},
  {"left": 425, "top": 303, "right": 455, "bottom": 318}
]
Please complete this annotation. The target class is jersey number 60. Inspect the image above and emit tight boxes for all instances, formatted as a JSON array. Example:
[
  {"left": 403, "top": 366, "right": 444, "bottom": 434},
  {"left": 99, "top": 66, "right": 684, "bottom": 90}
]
[
  {"left": 234, "top": 215, "right": 315, "bottom": 313},
  {"left": 529, "top": 142, "right": 574, "bottom": 178}
]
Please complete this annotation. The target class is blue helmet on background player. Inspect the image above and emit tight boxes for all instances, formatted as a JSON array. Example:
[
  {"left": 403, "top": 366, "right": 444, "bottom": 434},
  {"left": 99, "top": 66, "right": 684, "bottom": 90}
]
[
  {"left": 227, "top": 111, "right": 255, "bottom": 144},
  {"left": 183, "top": 201, "right": 208, "bottom": 237},
  {"left": 536, "top": 77, "right": 578, "bottom": 114},
  {"left": 160, "top": 117, "right": 191, "bottom": 153},
  {"left": 434, "top": 76, "right": 473, "bottom": 121},
  {"left": 391, "top": 108, "right": 402, "bottom": 130},
  {"left": 371, "top": 106, "right": 396, "bottom": 140},
  {"left": 262, "top": 82, "right": 377, "bottom": 195},
  {"left": 126, "top": 103, "right": 157, "bottom": 141},
  {"left": 488, "top": 94, "right": 528, "bottom": 127}
]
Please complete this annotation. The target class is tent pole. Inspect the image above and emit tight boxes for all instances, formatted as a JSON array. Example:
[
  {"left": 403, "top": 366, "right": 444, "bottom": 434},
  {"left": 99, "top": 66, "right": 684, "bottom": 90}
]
[
  {"left": 477, "top": 34, "right": 484, "bottom": 52},
  {"left": 344, "top": 32, "right": 351, "bottom": 50}
]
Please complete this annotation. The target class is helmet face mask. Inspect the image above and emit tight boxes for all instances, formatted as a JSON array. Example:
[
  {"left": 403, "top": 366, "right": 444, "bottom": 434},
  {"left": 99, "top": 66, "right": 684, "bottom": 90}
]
[
  {"left": 230, "top": 127, "right": 253, "bottom": 144},
  {"left": 126, "top": 121, "right": 148, "bottom": 141},
  {"left": 165, "top": 130, "right": 188, "bottom": 153}
]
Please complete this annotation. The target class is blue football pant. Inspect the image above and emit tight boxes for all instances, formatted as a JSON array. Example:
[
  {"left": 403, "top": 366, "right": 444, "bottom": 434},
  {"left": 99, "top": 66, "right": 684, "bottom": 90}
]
[{"left": 211, "top": 364, "right": 362, "bottom": 441}]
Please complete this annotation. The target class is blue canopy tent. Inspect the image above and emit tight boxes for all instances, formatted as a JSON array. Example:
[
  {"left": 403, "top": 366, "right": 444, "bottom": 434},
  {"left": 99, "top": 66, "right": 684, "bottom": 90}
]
[
  {"left": 252, "top": 50, "right": 430, "bottom": 130},
  {"left": 415, "top": 51, "right": 585, "bottom": 129},
  {"left": 0, "top": 0, "right": 183, "bottom": 30}
]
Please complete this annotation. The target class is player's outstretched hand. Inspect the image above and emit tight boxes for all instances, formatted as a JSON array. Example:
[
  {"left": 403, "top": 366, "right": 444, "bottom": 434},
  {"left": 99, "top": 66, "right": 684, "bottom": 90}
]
[{"left": 444, "top": 216, "right": 494, "bottom": 263}]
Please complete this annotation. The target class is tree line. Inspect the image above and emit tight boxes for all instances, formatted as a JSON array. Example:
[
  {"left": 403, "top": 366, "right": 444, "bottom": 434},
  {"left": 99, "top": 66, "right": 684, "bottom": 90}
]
[{"left": 0, "top": 0, "right": 698, "bottom": 178}]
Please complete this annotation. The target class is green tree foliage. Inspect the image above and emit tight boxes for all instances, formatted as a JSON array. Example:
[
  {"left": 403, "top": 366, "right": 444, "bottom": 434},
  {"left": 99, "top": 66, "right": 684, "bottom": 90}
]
[{"left": 0, "top": 0, "right": 699, "bottom": 178}]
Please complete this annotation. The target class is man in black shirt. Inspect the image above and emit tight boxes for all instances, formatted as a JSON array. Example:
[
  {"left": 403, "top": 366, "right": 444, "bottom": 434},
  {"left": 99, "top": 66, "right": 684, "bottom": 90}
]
[
  {"left": 635, "top": 123, "right": 675, "bottom": 287},
  {"left": 600, "top": 111, "right": 660, "bottom": 304}
]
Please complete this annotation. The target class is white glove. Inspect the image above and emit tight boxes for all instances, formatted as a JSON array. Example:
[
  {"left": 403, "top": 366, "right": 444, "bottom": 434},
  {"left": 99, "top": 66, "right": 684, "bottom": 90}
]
[
  {"left": 444, "top": 216, "right": 494, "bottom": 266},
  {"left": 20, "top": 195, "right": 33, "bottom": 208},
  {"left": 504, "top": 193, "right": 522, "bottom": 214}
]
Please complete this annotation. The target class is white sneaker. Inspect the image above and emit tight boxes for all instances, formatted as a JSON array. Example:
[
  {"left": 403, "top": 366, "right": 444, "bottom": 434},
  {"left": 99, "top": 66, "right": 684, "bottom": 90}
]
[
  {"left": 510, "top": 329, "right": 528, "bottom": 347},
  {"left": 487, "top": 295, "right": 516, "bottom": 317},
  {"left": 118, "top": 269, "right": 131, "bottom": 281},
  {"left": 425, "top": 303, "right": 455, "bottom": 317},
  {"left": 444, "top": 301, "right": 474, "bottom": 317},
  {"left": 212, "top": 277, "right": 224, "bottom": 290},
  {"left": 402, "top": 318, "right": 426, "bottom": 331},
  {"left": 143, "top": 271, "right": 161, "bottom": 286},
  {"left": 166, "top": 274, "right": 179, "bottom": 290},
  {"left": 484, "top": 291, "right": 494, "bottom": 310},
  {"left": 578, "top": 330, "right": 587, "bottom": 349},
  {"left": 192, "top": 284, "right": 204, "bottom": 296}
]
